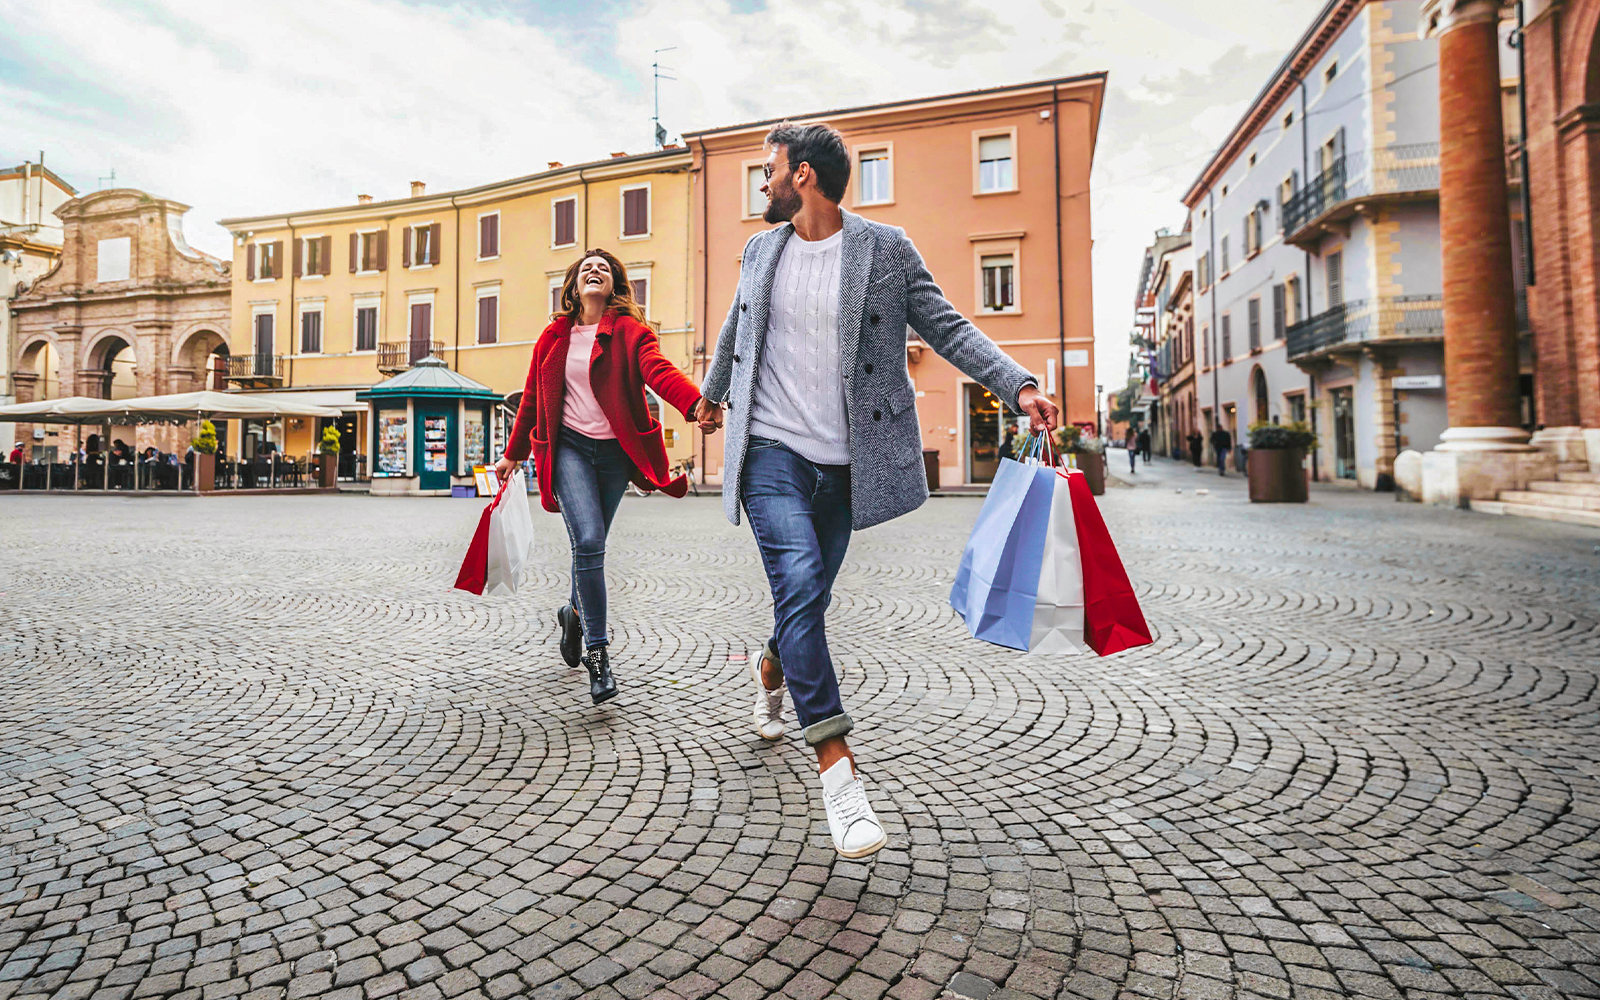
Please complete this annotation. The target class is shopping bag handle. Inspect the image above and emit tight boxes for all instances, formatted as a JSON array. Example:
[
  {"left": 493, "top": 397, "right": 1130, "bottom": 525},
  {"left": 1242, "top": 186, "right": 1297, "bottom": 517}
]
[{"left": 487, "top": 465, "right": 521, "bottom": 512}]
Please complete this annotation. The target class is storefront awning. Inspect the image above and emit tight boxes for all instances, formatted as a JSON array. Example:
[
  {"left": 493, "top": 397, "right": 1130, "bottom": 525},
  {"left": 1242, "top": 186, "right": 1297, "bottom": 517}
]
[{"left": 0, "top": 391, "right": 341, "bottom": 424}]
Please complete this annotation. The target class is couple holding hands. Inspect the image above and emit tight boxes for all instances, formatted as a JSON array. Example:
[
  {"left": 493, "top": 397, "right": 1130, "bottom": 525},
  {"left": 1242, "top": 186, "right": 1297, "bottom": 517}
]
[{"left": 495, "top": 122, "right": 1058, "bottom": 860}]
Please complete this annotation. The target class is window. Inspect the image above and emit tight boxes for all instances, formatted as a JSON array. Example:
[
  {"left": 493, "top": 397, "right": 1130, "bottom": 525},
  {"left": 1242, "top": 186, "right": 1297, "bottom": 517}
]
[
  {"left": 857, "top": 148, "right": 891, "bottom": 205},
  {"left": 745, "top": 165, "right": 767, "bottom": 219},
  {"left": 1248, "top": 152, "right": 1257, "bottom": 167},
  {"left": 478, "top": 213, "right": 500, "bottom": 259},
  {"left": 1284, "top": 275, "right": 1302, "bottom": 327},
  {"left": 351, "top": 230, "right": 386, "bottom": 273},
  {"left": 1221, "top": 235, "right": 1230, "bottom": 274},
  {"left": 249, "top": 241, "right": 281, "bottom": 281},
  {"left": 553, "top": 198, "right": 576, "bottom": 248},
  {"left": 408, "top": 298, "right": 434, "bottom": 362},
  {"left": 298, "top": 236, "right": 330, "bottom": 278},
  {"left": 1197, "top": 251, "right": 1211, "bottom": 289},
  {"left": 1245, "top": 213, "right": 1258, "bottom": 256},
  {"left": 1325, "top": 60, "right": 1338, "bottom": 84},
  {"left": 621, "top": 185, "right": 650, "bottom": 238},
  {"left": 549, "top": 276, "right": 565, "bottom": 317},
  {"left": 1327, "top": 250, "right": 1343, "bottom": 307},
  {"left": 1248, "top": 297, "right": 1261, "bottom": 351},
  {"left": 976, "top": 132, "right": 1015, "bottom": 193},
  {"left": 253, "top": 312, "right": 274, "bottom": 356},
  {"left": 405, "top": 223, "right": 440, "bottom": 268},
  {"left": 630, "top": 277, "right": 650, "bottom": 319},
  {"left": 1201, "top": 325, "right": 1210, "bottom": 367},
  {"left": 1279, "top": 175, "right": 1296, "bottom": 209},
  {"left": 1287, "top": 393, "right": 1307, "bottom": 424},
  {"left": 1221, "top": 314, "right": 1232, "bottom": 361},
  {"left": 477, "top": 292, "right": 498, "bottom": 345},
  {"left": 355, "top": 304, "right": 379, "bottom": 352},
  {"left": 1284, "top": 110, "right": 1295, "bottom": 128},
  {"left": 300, "top": 307, "right": 323, "bottom": 354},
  {"left": 980, "top": 254, "right": 1015, "bottom": 312},
  {"left": 1272, "top": 284, "right": 1287, "bottom": 341}
]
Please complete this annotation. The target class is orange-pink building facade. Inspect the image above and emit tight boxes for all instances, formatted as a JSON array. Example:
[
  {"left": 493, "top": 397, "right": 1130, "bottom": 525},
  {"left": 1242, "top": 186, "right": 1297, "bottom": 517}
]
[{"left": 686, "top": 75, "right": 1106, "bottom": 487}]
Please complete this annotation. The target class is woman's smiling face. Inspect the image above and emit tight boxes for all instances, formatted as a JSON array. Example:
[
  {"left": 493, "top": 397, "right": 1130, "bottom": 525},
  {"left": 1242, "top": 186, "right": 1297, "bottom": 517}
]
[{"left": 577, "top": 254, "right": 614, "bottom": 299}]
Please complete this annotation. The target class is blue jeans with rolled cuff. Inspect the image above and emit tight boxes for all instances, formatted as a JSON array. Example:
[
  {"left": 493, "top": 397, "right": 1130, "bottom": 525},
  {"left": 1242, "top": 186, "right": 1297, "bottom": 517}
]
[
  {"left": 553, "top": 428, "right": 633, "bottom": 649},
  {"left": 740, "top": 436, "right": 854, "bottom": 745}
]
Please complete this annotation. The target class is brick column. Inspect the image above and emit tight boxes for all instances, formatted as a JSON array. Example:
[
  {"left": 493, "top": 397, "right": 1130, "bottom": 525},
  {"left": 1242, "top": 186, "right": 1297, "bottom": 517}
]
[{"left": 1426, "top": 0, "right": 1533, "bottom": 452}]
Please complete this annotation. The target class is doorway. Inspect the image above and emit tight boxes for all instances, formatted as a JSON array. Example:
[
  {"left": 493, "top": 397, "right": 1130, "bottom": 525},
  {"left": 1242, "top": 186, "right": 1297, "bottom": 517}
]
[
  {"left": 415, "top": 402, "right": 455, "bottom": 492},
  {"left": 964, "top": 383, "right": 1001, "bottom": 484},
  {"left": 1332, "top": 387, "right": 1356, "bottom": 479}
]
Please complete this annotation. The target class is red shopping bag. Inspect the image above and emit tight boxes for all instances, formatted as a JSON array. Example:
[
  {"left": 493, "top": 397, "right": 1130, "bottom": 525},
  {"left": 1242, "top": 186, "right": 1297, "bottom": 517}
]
[
  {"left": 1066, "top": 472, "right": 1152, "bottom": 656},
  {"left": 454, "top": 471, "right": 516, "bottom": 595}
]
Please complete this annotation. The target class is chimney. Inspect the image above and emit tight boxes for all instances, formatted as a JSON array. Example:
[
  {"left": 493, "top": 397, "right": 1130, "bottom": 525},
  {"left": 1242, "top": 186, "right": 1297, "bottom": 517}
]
[
  {"left": 610, "top": 151, "right": 628, "bottom": 159},
  {"left": 547, "top": 161, "right": 563, "bottom": 169},
  {"left": 357, "top": 194, "right": 373, "bottom": 205},
  {"left": 410, "top": 181, "right": 426, "bottom": 197}
]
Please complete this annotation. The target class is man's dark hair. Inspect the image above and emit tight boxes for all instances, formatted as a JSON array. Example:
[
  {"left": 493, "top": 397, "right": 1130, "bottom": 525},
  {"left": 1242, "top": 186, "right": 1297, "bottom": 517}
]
[{"left": 765, "top": 122, "right": 850, "bottom": 203}]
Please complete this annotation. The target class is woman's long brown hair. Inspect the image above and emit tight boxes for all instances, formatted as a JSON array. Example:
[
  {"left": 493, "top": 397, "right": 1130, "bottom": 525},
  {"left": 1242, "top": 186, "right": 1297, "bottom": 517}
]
[{"left": 553, "top": 249, "right": 647, "bottom": 324}]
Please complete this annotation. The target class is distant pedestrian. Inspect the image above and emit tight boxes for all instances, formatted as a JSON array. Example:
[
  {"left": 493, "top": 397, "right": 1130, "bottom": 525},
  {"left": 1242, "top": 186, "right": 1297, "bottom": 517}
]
[
  {"left": 1210, "top": 427, "right": 1233, "bottom": 476},
  {"left": 1124, "top": 429, "right": 1137, "bottom": 472},
  {"left": 1187, "top": 431, "right": 1204, "bottom": 466},
  {"left": 1136, "top": 427, "right": 1152, "bottom": 463},
  {"left": 999, "top": 426, "right": 1018, "bottom": 463},
  {"left": 8, "top": 442, "right": 21, "bottom": 465}
]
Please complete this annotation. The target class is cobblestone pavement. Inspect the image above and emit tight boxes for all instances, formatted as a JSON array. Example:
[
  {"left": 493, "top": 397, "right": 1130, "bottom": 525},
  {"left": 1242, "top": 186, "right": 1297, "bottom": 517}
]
[{"left": 2, "top": 471, "right": 1598, "bottom": 1000}]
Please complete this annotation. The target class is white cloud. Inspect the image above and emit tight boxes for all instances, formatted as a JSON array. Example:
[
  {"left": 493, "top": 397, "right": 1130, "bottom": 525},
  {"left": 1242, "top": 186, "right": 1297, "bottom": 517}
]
[{"left": 0, "top": 0, "right": 1322, "bottom": 389}]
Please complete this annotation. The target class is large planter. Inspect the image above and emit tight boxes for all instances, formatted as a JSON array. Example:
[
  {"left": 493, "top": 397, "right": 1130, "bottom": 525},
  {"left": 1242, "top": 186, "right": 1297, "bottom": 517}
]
[
  {"left": 1071, "top": 450, "right": 1106, "bottom": 496},
  {"left": 195, "top": 452, "right": 215, "bottom": 493},
  {"left": 318, "top": 455, "right": 339, "bottom": 488},
  {"left": 1248, "top": 447, "right": 1308, "bottom": 502}
]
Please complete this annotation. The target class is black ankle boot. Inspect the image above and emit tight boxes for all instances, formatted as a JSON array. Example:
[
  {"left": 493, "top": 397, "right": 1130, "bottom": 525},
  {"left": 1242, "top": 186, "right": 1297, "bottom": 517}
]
[
  {"left": 556, "top": 605, "right": 582, "bottom": 669},
  {"left": 583, "top": 647, "right": 617, "bottom": 705}
]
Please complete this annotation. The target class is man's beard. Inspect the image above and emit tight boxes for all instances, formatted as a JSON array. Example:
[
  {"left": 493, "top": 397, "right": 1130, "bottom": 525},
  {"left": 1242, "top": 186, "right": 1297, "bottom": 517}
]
[{"left": 763, "top": 184, "right": 802, "bottom": 224}]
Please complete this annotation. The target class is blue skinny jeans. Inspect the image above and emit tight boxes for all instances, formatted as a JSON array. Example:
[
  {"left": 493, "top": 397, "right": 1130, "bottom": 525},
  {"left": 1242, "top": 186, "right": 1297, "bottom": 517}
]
[{"left": 553, "top": 428, "right": 633, "bottom": 649}]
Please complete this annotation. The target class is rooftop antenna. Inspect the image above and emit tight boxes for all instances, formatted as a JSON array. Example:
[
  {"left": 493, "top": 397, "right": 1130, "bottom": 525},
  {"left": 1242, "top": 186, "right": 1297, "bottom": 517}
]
[
  {"left": 98, "top": 168, "right": 116, "bottom": 191},
  {"left": 652, "top": 47, "right": 677, "bottom": 149}
]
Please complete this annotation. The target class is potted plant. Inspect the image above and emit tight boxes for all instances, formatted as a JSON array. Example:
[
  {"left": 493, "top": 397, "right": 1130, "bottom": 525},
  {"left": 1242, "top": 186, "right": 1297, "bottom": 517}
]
[
  {"left": 1246, "top": 420, "right": 1315, "bottom": 502},
  {"left": 317, "top": 426, "right": 341, "bottom": 488},
  {"left": 1053, "top": 425, "right": 1106, "bottom": 496},
  {"left": 192, "top": 420, "right": 218, "bottom": 492}
]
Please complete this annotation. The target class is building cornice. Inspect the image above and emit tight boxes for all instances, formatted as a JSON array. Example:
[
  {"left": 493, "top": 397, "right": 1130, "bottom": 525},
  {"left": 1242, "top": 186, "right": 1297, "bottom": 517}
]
[
  {"left": 217, "top": 150, "right": 692, "bottom": 232},
  {"left": 1182, "top": 0, "right": 1367, "bottom": 206}
]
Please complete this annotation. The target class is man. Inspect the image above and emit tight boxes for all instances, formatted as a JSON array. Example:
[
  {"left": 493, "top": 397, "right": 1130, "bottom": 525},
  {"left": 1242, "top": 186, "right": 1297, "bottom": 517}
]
[
  {"left": 1136, "top": 426, "right": 1152, "bottom": 464},
  {"left": 694, "top": 122, "right": 1058, "bottom": 859},
  {"left": 1210, "top": 425, "right": 1232, "bottom": 476},
  {"left": 998, "top": 425, "right": 1018, "bottom": 464},
  {"left": 1187, "top": 430, "right": 1204, "bottom": 467},
  {"left": 7, "top": 442, "right": 22, "bottom": 465}
]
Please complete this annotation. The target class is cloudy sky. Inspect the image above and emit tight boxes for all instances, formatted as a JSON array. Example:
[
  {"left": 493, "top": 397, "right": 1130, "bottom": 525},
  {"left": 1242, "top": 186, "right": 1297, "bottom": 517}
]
[{"left": 0, "top": 0, "right": 1321, "bottom": 387}]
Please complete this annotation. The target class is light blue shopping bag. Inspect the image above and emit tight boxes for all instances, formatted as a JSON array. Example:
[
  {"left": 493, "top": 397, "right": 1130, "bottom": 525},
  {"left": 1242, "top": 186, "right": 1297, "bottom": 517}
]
[{"left": 949, "top": 456, "right": 1058, "bottom": 650}]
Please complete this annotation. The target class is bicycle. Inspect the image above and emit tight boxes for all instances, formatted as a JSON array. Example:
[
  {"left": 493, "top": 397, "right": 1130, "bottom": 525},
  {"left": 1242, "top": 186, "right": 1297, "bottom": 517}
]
[{"left": 672, "top": 456, "right": 700, "bottom": 496}]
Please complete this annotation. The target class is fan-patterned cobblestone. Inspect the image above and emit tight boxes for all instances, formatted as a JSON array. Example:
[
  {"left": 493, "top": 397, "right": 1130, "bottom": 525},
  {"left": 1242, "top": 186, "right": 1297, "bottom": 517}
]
[{"left": 1, "top": 477, "right": 1597, "bottom": 1000}]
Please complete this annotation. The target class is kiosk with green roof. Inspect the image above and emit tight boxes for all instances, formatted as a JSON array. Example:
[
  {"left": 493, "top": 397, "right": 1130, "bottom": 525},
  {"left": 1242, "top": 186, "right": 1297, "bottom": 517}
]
[{"left": 357, "top": 358, "right": 505, "bottom": 496}]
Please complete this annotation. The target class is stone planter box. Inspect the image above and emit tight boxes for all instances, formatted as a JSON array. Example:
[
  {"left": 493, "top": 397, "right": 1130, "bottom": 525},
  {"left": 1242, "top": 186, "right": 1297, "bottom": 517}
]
[
  {"left": 1248, "top": 447, "right": 1308, "bottom": 503},
  {"left": 1071, "top": 450, "right": 1106, "bottom": 496},
  {"left": 195, "top": 452, "right": 215, "bottom": 493}
]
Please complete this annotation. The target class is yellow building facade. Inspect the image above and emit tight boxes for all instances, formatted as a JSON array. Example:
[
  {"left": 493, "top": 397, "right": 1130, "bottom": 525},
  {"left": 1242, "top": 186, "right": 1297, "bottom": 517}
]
[{"left": 216, "top": 149, "right": 696, "bottom": 473}]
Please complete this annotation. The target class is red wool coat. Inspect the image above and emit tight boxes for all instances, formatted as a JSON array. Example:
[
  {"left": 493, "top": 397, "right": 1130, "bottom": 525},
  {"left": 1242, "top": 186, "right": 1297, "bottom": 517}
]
[{"left": 505, "top": 311, "right": 702, "bottom": 513}]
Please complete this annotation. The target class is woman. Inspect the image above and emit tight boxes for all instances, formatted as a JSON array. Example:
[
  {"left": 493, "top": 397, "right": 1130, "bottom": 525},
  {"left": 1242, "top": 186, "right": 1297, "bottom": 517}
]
[{"left": 496, "top": 250, "right": 702, "bottom": 705}]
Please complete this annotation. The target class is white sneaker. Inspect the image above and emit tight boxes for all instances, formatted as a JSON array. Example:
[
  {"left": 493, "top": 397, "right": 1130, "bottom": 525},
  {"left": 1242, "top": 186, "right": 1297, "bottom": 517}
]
[
  {"left": 820, "top": 758, "right": 887, "bottom": 859},
  {"left": 751, "top": 643, "right": 786, "bottom": 741}
]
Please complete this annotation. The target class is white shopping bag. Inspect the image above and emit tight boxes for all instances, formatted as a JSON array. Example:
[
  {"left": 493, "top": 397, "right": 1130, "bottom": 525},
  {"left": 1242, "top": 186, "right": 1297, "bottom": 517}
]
[
  {"left": 484, "top": 468, "right": 534, "bottom": 595},
  {"left": 1029, "top": 468, "right": 1089, "bottom": 654}
]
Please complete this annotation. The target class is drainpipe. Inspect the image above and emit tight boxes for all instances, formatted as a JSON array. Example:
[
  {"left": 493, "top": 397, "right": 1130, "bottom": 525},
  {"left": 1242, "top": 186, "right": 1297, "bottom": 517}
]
[
  {"left": 696, "top": 136, "right": 710, "bottom": 483},
  {"left": 1287, "top": 66, "right": 1319, "bottom": 482},
  {"left": 1052, "top": 85, "right": 1066, "bottom": 420},
  {"left": 1513, "top": 0, "right": 1534, "bottom": 286},
  {"left": 452, "top": 194, "right": 461, "bottom": 369},
  {"left": 1207, "top": 188, "right": 1220, "bottom": 461}
]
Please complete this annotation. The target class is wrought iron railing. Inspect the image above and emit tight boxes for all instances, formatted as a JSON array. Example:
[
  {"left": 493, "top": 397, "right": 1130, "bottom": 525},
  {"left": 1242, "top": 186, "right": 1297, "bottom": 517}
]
[
  {"left": 378, "top": 340, "right": 443, "bottom": 370},
  {"left": 224, "top": 353, "right": 284, "bottom": 381},
  {"left": 1286, "top": 295, "right": 1444, "bottom": 360},
  {"left": 1282, "top": 143, "right": 1443, "bottom": 237}
]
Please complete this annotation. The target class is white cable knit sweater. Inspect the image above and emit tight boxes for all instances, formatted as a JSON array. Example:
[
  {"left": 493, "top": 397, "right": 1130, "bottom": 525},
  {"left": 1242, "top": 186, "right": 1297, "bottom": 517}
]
[{"left": 748, "top": 228, "right": 850, "bottom": 465}]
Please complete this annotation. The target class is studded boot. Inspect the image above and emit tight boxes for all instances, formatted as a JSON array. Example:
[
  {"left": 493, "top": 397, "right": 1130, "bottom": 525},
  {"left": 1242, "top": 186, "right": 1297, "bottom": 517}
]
[{"left": 583, "top": 647, "right": 617, "bottom": 705}]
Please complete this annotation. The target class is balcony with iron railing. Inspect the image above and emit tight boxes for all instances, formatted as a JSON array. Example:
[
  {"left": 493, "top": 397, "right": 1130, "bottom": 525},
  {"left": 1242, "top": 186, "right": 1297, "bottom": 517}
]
[
  {"left": 377, "top": 340, "right": 444, "bottom": 373},
  {"left": 223, "top": 353, "right": 284, "bottom": 388},
  {"left": 1285, "top": 295, "right": 1444, "bottom": 361},
  {"left": 1282, "top": 143, "right": 1443, "bottom": 246}
]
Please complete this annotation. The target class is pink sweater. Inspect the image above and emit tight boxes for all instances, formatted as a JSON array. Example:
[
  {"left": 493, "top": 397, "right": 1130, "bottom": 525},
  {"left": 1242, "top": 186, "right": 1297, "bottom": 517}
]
[{"left": 562, "top": 323, "right": 615, "bottom": 439}]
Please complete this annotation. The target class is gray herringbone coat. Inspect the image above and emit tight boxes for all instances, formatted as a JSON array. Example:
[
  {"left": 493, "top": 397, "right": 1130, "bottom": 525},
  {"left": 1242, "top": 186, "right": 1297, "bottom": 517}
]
[{"left": 701, "top": 210, "right": 1037, "bottom": 531}]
